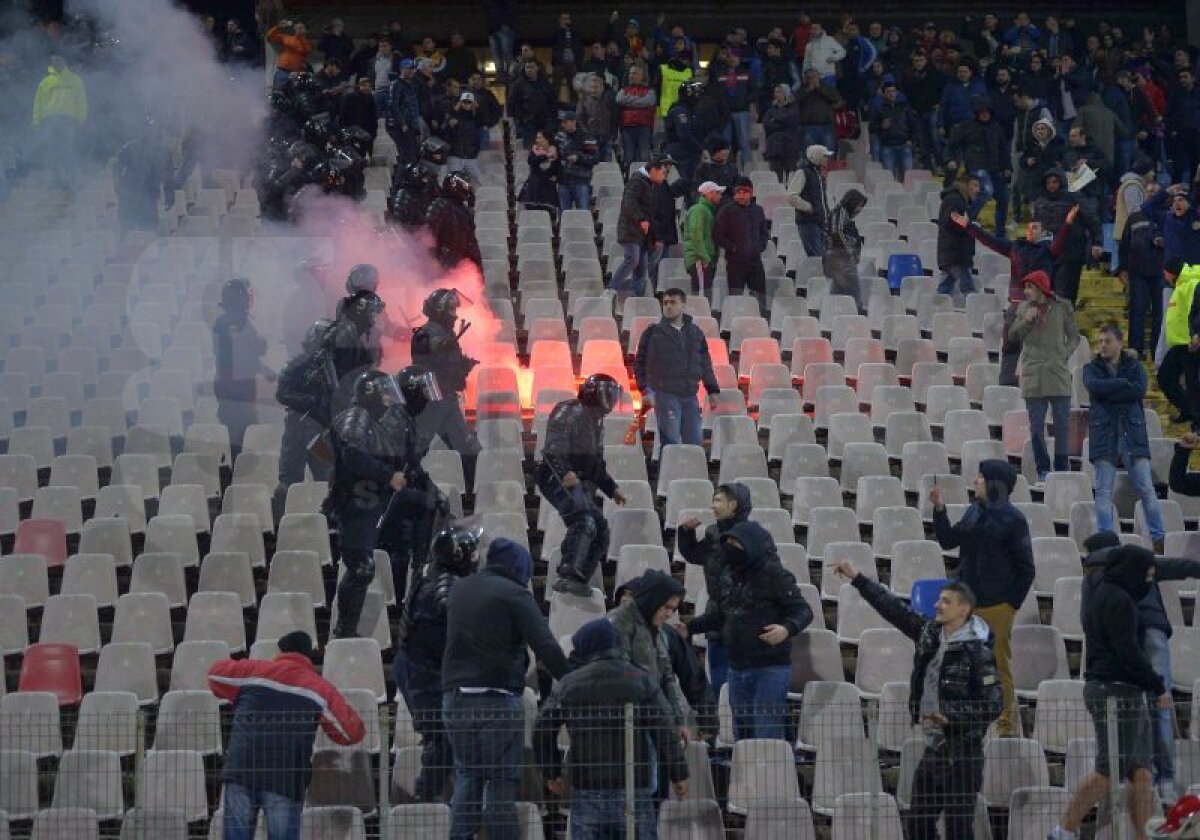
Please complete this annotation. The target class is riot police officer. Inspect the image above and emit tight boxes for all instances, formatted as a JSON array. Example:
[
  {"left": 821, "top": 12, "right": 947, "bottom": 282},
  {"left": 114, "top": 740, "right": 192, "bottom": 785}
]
[
  {"left": 535, "top": 374, "right": 628, "bottom": 597},
  {"left": 386, "top": 136, "right": 449, "bottom": 230},
  {"left": 394, "top": 525, "right": 479, "bottom": 802},
  {"left": 665, "top": 80, "right": 706, "bottom": 184},
  {"left": 213, "top": 279, "right": 273, "bottom": 457},
  {"left": 426, "top": 172, "right": 482, "bottom": 269},
  {"left": 327, "top": 289, "right": 386, "bottom": 415},
  {"left": 411, "top": 289, "right": 482, "bottom": 485},
  {"left": 377, "top": 365, "right": 444, "bottom": 601},
  {"left": 275, "top": 319, "right": 335, "bottom": 512},
  {"left": 344, "top": 263, "right": 380, "bottom": 296},
  {"left": 328, "top": 369, "right": 407, "bottom": 639}
]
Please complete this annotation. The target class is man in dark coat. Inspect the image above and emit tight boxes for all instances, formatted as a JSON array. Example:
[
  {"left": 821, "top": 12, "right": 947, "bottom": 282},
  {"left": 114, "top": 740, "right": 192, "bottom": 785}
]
[
  {"left": 929, "top": 459, "right": 1034, "bottom": 738},
  {"left": 935, "top": 175, "right": 980, "bottom": 298},
  {"left": 609, "top": 156, "right": 670, "bottom": 306},
  {"left": 534, "top": 618, "right": 688, "bottom": 835},
  {"left": 830, "top": 564, "right": 1001, "bottom": 840},
  {"left": 945, "top": 96, "right": 1010, "bottom": 237},
  {"left": 712, "top": 176, "right": 769, "bottom": 308},
  {"left": 1033, "top": 167, "right": 1104, "bottom": 305}
]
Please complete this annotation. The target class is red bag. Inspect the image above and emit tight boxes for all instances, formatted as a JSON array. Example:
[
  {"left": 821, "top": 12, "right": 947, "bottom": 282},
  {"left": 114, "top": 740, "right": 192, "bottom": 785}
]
[{"left": 835, "top": 107, "right": 861, "bottom": 141}]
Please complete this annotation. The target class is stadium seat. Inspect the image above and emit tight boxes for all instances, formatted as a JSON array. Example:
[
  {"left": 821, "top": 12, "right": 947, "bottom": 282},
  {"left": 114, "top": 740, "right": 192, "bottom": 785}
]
[
  {"left": 855, "top": 629, "right": 915, "bottom": 699},
  {"left": 39, "top": 594, "right": 101, "bottom": 654},
  {"left": 18, "top": 643, "right": 82, "bottom": 704},
  {"left": 137, "top": 750, "right": 208, "bottom": 822},
  {"left": 728, "top": 739, "right": 800, "bottom": 815},
  {"left": 0, "top": 749, "right": 40, "bottom": 820},
  {"left": 13, "top": 520, "right": 68, "bottom": 567},
  {"left": 1031, "top": 680, "right": 1090, "bottom": 754},
  {"left": 183, "top": 591, "right": 247, "bottom": 653},
  {"left": 813, "top": 738, "right": 884, "bottom": 816},
  {"left": 51, "top": 750, "right": 125, "bottom": 819},
  {"left": 155, "top": 691, "right": 223, "bottom": 755},
  {"left": 0, "top": 553, "right": 50, "bottom": 609},
  {"left": 112, "top": 592, "right": 174, "bottom": 654},
  {"left": 980, "top": 738, "right": 1051, "bottom": 808},
  {"left": 31, "top": 807, "right": 101, "bottom": 839},
  {"left": 0, "top": 692, "right": 63, "bottom": 758},
  {"left": 94, "top": 643, "right": 158, "bottom": 705},
  {"left": 75, "top": 692, "right": 140, "bottom": 755}
]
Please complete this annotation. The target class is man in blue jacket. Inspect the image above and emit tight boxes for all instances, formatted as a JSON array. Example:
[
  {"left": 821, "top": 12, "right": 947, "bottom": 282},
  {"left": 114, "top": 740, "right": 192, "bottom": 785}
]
[
  {"left": 937, "top": 60, "right": 986, "bottom": 144},
  {"left": 1082, "top": 323, "right": 1166, "bottom": 554},
  {"left": 634, "top": 288, "right": 720, "bottom": 447}
]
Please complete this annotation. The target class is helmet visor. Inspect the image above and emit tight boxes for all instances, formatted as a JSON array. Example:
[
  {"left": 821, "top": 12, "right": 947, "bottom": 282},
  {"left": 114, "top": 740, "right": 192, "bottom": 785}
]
[
  {"left": 403, "top": 370, "right": 443, "bottom": 405},
  {"left": 375, "top": 375, "right": 402, "bottom": 407}
]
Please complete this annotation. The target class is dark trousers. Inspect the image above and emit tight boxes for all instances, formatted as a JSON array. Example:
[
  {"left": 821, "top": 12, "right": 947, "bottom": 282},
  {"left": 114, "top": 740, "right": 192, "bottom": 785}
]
[
  {"left": 1053, "top": 260, "right": 1085, "bottom": 306},
  {"left": 907, "top": 745, "right": 984, "bottom": 840},
  {"left": 1157, "top": 345, "right": 1200, "bottom": 421},
  {"left": 377, "top": 487, "right": 437, "bottom": 603},
  {"left": 1128, "top": 273, "right": 1165, "bottom": 357},
  {"left": 536, "top": 468, "right": 608, "bottom": 585},
  {"left": 395, "top": 652, "right": 453, "bottom": 803},
  {"left": 1000, "top": 304, "right": 1021, "bottom": 387},
  {"left": 725, "top": 259, "right": 766, "bottom": 297},
  {"left": 333, "top": 505, "right": 383, "bottom": 637}
]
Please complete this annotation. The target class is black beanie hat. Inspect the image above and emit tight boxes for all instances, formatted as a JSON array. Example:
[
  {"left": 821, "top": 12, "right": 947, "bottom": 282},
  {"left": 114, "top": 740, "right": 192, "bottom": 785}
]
[{"left": 277, "top": 630, "right": 315, "bottom": 660}]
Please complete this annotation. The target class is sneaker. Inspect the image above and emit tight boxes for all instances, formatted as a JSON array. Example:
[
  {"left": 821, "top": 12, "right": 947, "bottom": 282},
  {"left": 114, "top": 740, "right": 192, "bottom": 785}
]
[{"left": 551, "top": 576, "right": 594, "bottom": 598}]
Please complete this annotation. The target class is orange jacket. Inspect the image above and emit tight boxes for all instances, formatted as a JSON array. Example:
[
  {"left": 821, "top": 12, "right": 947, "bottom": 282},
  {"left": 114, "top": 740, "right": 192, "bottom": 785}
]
[{"left": 267, "top": 25, "right": 313, "bottom": 72}]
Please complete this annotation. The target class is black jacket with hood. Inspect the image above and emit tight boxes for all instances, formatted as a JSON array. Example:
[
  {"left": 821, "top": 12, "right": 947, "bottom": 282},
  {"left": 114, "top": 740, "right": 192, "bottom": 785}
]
[
  {"left": 1081, "top": 545, "right": 1166, "bottom": 694},
  {"left": 677, "top": 482, "right": 754, "bottom": 608},
  {"left": 441, "top": 539, "right": 570, "bottom": 693},
  {"left": 1033, "top": 169, "right": 1103, "bottom": 264},
  {"left": 851, "top": 575, "right": 1002, "bottom": 750},
  {"left": 937, "top": 183, "right": 977, "bottom": 269},
  {"left": 933, "top": 459, "right": 1035, "bottom": 610},
  {"left": 687, "top": 521, "right": 811, "bottom": 669}
]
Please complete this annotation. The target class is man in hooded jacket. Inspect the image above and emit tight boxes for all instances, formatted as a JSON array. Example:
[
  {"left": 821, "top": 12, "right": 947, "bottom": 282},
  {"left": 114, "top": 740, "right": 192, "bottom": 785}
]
[
  {"left": 608, "top": 570, "right": 691, "bottom": 739},
  {"left": 1048, "top": 545, "right": 1169, "bottom": 840},
  {"left": 1033, "top": 167, "right": 1104, "bottom": 305},
  {"left": 534, "top": 618, "right": 688, "bottom": 835},
  {"left": 677, "top": 482, "right": 756, "bottom": 697},
  {"left": 929, "top": 458, "right": 1034, "bottom": 739},
  {"left": 441, "top": 538, "right": 570, "bottom": 840},
  {"left": 686, "top": 520, "right": 812, "bottom": 741},
  {"left": 831, "top": 563, "right": 1001, "bottom": 840}
]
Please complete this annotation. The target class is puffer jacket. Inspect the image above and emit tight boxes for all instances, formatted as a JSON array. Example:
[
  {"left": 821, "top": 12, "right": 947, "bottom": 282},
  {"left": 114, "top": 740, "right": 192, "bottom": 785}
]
[
  {"left": 1081, "top": 351, "right": 1152, "bottom": 464},
  {"left": 1009, "top": 293, "right": 1078, "bottom": 398},
  {"left": 634, "top": 313, "right": 721, "bottom": 398},
  {"left": 534, "top": 650, "right": 687, "bottom": 790},
  {"left": 687, "top": 521, "right": 812, "bottom": 669},
  {"left": 946, "top": 116, "right": 1007, "bottom": 174},
  {"left": 762, "top": 101, "right": 802, "bottom": 164},
  {"left": 851, "top": 576, "right": 1002, "bottom": 749},
  {"left": 538, "top": 398, "right": 617, "bottom": 497}
]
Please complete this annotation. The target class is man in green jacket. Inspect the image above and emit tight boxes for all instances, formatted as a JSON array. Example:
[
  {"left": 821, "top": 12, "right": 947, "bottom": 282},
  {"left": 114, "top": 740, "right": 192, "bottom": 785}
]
[{"left": 683, "top": 180, "right": 724, "bottom": 297}]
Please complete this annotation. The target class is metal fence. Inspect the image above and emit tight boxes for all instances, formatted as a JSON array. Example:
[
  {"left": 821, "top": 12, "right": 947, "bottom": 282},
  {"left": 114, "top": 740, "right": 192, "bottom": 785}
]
[{"left": 0, "top": 693, "right": 1188, "bottom": 838}]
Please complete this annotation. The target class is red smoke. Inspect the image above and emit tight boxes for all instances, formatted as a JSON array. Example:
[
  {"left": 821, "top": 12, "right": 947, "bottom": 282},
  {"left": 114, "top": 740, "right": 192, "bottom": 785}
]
[{"left": 292, "top": 193, "right": 524, "bottom": 407}]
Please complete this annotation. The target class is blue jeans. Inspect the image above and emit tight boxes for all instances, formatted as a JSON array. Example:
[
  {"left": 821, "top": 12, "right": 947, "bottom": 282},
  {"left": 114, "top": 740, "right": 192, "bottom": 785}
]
[
  {"left": 1094, "top": 456, "right": 1165, "bottom": 541},
  {"left": 800, "top": 124, "right": 836, "bottom": 154},
  {"left": 730, "top": 110, "right": 753, "bottom": 168},
  {"left": 610, "top": 242, "right": 648, "bottom": 297},
  {"left": 1026, "top": 395, "right": 1072, "bottom": 477},
  {"left": 489, "top": 25, "right": 515, "bottom": 78},
  {"left": 879, "top": 144, "right": 913, "bottom": 182},
  {"left": 967, "top": 170, "right": 1010, "bottom": 236},
  {"left": 558, "top": 183, "right": 592, "bottom": 211},
  {"left": 727, "top": 664, "right": 791, "bottom": 741},
  {"left": 570, "top": 789, "right": 657, "bottom": 839},
  {"left": 798, "top": 221, "right": 827, "bottom": 257},
  {"left": 1143, "top": 626, "right": 1175, "bottom": 783},
  {"left": 443, "top": 691, "right": 523, "bottom": 840},
  {"left": 937, "top": 265, "right": 975, "bottom": 296},
  {"left": 621, "top": 126, "right": 653, "bottom": 165},
  {"left": 653, "top": 391, "right": 703, "bottom": 447},
  {"left": 221, "top": 782, "right": 303, "bottom": 840},
  {"left": 707, "top": 638, "right": 730, "bottom": 700}
]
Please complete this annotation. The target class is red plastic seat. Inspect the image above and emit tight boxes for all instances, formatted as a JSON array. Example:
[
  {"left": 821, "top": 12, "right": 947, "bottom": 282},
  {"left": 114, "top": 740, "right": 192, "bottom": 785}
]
[
  {"left": 14, "top": 519, "right": 68, "bottom": 567},
  {"left": 19, "top": 642, "right": 83, "bottom": 705}
]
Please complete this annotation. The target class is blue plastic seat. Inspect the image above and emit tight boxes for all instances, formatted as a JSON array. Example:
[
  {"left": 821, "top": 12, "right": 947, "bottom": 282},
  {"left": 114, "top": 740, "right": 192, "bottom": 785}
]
[
  {"left": 909, "top": 577, "right": 953, "bottom": 618},
  {"left": 887, "top": 254, "right": 923, "bottom": 291}
]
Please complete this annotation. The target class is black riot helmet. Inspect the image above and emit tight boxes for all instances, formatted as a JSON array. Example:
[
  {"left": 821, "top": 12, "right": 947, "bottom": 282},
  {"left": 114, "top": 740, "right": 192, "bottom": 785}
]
[
  {"left": 342, "top": 289, "right": 385, "bottom": 331},
  {"left": 220, "top": 278, "right": 253, "bottom": 312},
  {"left": 345, "top": 263, "right": 380, "bottom": 294},
  {"left": 422, "top": 288, "right": 461, "bottom": 323},
  {"left": 578, "top": 373, "right": 622, "bottom": 414},
  {"left": 430, "top": 526, "right": 480, "bottom": 575},
  {"left": 353, "top": 369, "right": 401, "bottom": 420},
  {"left": 395, "top": 365, "right": 442, "bottom": 415},
  {"left": 420, "top": 136, "right": 450, "bottom": 166},
  {"left": 441, "top": 171, "right": 473, "bottom": 203},
  {"left": 303, "top": 318, "right": 333, "bottom": 353}
]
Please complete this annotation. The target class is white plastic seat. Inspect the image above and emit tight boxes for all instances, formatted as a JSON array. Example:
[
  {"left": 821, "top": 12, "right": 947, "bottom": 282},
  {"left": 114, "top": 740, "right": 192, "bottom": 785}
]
[
  {"left": 1005, "top": 786, "right": 1072, "bottom": 840},
  {"left": 155, "top": 690, "right": 223, "bottom": 755},
  {"left": 51, "top": 750, "right": 126, "bottom": 819},
  {"left": 980, "top": 738, "right": 1051, "bottom": 808},
  {"left": 854, "top": 628, "right": 915, "bottom": 699},
  {"left": 183, "top": 591, "right": 247, "bottom": 652},
  {"left": 111, "top": 592, "right": 174, "bottom": 654},
  {"left": 39, "top": 593, "right": 101, "bottom": 654},
  {"left": 75, "top": 691, "right": 139, "bottom": 755},
  {"left": 1030, "top": 679, "right": 1090, "bottom": 754},
  {"left": 0, "top": 692, "right": 63, "bottom": 758},
  {"left": 1012, "top": 625, "right": 1070, "bottom": 698},
  {"left": 94, "top": 642, "right": 159, "bottom": 705},
  {"left": 137, "top": 750, "right": 207, "bottom": 822},
  {"left": 813, "top": 737, "right": 884, "bottom": 816},
  {"left": 728, "top": 739, "right": 801, "bottom": 815},
  {"left": 871, "top": 507, "right": 924, "bottom": 559}
]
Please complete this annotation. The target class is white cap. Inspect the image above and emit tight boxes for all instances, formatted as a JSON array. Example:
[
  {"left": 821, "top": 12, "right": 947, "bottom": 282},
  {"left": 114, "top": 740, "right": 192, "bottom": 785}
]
[
  {"left": 806, "top": 144, "right": 835, "bottom": 163},
  {"left": 697, "top": 181, "right": 726, "bottom": 195}
]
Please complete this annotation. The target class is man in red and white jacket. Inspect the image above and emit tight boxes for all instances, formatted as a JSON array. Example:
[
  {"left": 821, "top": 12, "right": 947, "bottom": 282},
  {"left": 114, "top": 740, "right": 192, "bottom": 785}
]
[
  {"left": 615, "top": 64, "right": 657, "bottom": 169},
  {"left": 208, "top": 631, "right": 365, "bottom": 839}
]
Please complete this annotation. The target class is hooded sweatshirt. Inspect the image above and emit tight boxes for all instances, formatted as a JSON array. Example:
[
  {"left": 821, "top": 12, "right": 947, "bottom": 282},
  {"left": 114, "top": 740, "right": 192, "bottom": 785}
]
[
  {"left": 920, "top": 616, "right": 994, "bottom": 746},
  {"left": 937, "top": 182, "right": 977, "bottom": 269},
  {"left": 687, "top": 521, "right": 812, "bottom": 669},
  {"left": 441, "top": 538, "right": 569, "bottom": 693},
  {"left": 677, "top": 482, "right": 755, "bottom": 620},
  {"left": 1082, "top": 545, "right": 1165, "bottom": 694},
  {"left": 608, "top": 570, "right": 691, "bottom": 726},
  {"left": 933, "top": 459, "right": 1035, "bottom": 610}
]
